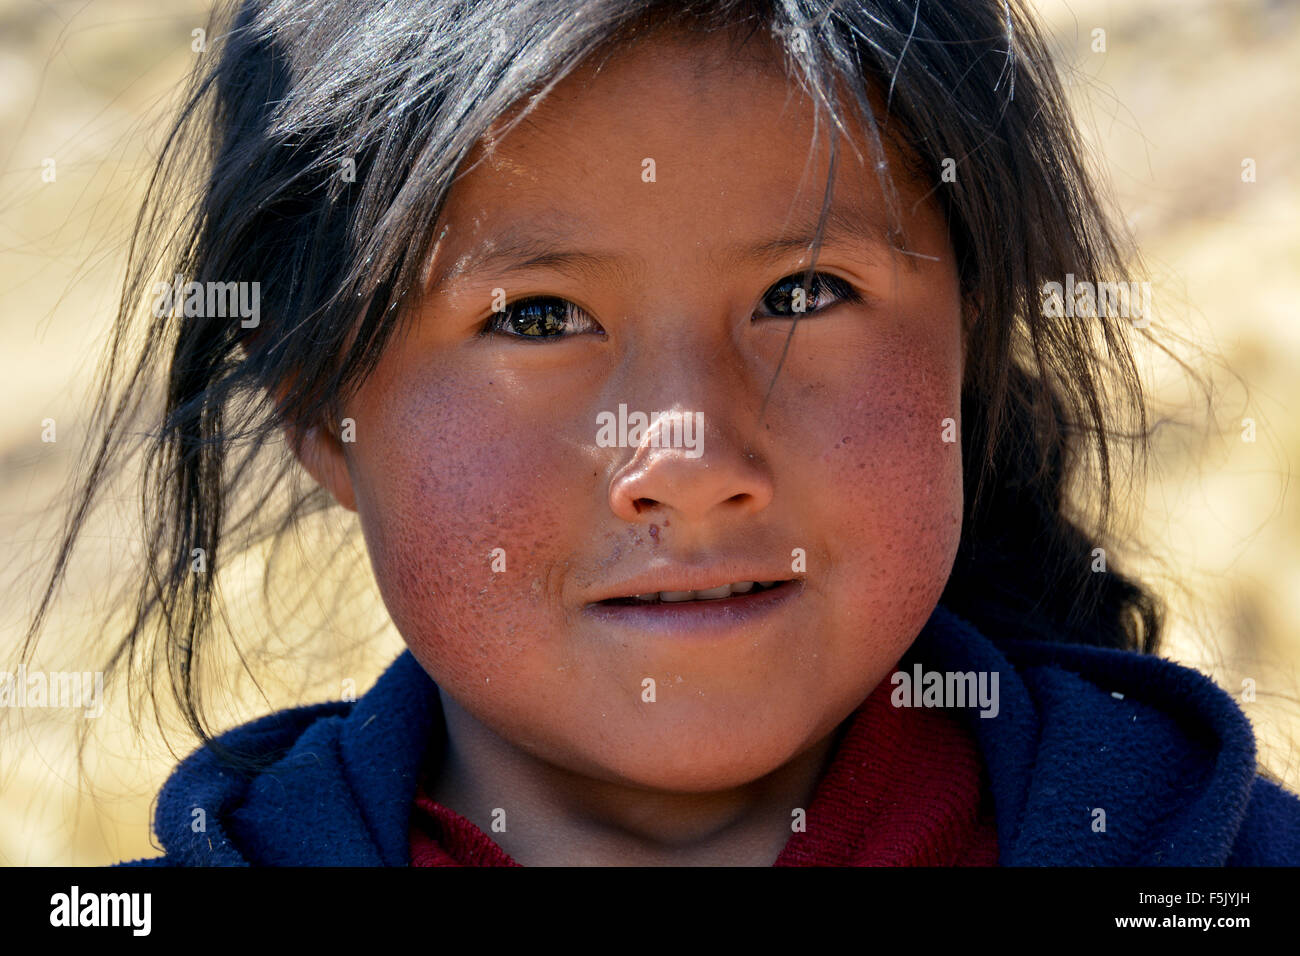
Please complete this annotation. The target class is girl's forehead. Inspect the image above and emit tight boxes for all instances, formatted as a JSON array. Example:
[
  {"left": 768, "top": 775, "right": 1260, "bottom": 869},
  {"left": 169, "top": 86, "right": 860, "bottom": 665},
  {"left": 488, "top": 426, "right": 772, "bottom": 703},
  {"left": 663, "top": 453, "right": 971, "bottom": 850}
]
[
  {"left": 460, "top": 24, "right": 885, "bottom": 188},
  {"left": 430, "top": 32, "right": 908, "bottom": 287}
]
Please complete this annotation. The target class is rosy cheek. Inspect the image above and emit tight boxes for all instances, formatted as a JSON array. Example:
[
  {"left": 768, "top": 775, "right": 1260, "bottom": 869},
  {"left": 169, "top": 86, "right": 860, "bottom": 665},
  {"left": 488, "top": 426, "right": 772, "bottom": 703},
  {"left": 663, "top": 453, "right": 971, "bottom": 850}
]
[
  {"left": 797, "top": 327, "right": 963, "bottom": 633},
  {"left": 346, "top": 371, "right": 572, "bottom": 687}
]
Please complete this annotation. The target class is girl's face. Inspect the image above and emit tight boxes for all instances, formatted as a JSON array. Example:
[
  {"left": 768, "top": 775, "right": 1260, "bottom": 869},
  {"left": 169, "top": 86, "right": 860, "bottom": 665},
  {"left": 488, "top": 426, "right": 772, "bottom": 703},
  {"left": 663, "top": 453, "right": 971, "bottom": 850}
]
[{"left": 301, "top": 30, "right": 966, "bottom": 791}]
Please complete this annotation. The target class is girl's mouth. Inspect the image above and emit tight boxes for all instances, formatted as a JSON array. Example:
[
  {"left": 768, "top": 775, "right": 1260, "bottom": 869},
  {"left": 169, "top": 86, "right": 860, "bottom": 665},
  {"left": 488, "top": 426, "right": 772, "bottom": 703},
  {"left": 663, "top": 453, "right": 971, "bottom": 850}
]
[
  {"left": 584, "top": 578, "right": 804, "bottom": 639},
  {"left": 596, "top": 580, "right": 790, "bottom": 605}
]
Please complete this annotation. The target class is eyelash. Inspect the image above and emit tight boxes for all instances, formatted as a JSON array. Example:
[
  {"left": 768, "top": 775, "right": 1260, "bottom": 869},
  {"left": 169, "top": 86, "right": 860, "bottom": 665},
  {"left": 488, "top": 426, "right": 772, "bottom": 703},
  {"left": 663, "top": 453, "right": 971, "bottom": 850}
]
[
  {"left": 480, "top": 271, "right": 863, "bottom": 340},
  {"left": 754, "top": 272, "right": 863, "bottom": 319}
]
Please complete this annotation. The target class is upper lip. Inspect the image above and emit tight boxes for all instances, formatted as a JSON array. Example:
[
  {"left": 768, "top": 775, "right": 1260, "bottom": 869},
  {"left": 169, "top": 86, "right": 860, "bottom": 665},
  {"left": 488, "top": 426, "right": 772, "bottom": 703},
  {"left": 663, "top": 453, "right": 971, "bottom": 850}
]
[{"left": 588, "top": 564, "right": 800, "bottom": 603}]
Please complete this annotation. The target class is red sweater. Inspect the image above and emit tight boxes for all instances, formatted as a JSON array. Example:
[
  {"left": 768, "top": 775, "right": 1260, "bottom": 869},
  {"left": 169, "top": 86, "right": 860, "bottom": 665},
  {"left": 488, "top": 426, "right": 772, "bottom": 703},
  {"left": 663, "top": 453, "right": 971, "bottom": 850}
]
[{"left": 410, "top": 678, "right": 1000, "bottom": 866}]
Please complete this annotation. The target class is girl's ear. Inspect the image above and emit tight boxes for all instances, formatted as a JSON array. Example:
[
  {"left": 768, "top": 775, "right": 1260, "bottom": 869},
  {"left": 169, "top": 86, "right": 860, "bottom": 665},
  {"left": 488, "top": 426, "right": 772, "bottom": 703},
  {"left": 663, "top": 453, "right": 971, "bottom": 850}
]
[{"left": 286, "top": 420, "right": 358, "bottom": 513}]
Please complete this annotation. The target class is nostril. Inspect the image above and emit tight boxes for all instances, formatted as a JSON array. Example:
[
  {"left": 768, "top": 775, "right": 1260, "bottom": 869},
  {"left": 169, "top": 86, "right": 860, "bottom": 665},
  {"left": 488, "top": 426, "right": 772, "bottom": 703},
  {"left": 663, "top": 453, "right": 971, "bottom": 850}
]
[{"left": 631, "top": 497, "right": 656, "bottom": 514}]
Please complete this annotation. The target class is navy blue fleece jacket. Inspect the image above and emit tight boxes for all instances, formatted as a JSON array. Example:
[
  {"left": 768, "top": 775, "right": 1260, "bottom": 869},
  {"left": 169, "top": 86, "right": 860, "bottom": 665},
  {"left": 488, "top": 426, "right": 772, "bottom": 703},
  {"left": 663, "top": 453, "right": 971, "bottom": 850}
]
[{"left": 118, "top": 603, "right": 1300, "bottom": 865}]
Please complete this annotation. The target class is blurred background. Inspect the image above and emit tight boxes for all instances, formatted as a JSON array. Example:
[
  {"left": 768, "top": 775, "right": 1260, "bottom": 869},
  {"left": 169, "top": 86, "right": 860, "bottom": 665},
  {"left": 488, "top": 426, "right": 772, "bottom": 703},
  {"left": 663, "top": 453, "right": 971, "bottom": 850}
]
[{"left": 1, "top": 0, "right": 1298, "bottom": 864}]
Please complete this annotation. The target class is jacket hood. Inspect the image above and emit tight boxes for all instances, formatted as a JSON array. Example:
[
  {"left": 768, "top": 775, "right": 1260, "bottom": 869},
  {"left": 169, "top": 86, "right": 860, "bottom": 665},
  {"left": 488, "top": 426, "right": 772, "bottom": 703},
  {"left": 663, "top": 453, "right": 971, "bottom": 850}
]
[{"left": 123, "top": 603, "right": 1300, "bottom": 866}]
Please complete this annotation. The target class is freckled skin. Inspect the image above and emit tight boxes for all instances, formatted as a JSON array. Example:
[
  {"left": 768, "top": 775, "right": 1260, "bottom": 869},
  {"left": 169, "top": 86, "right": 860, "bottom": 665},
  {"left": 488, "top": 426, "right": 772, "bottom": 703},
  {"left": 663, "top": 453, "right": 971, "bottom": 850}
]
[{"left": 295, "top": 28, "right": 965, "bottom": 864}]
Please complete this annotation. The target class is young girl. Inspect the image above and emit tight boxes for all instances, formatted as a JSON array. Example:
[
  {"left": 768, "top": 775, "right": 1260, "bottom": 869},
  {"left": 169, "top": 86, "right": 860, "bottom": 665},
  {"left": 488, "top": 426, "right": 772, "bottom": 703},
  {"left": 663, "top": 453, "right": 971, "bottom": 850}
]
[{"left": 23, "top": 0, "right": 1300, "bottom": 866}]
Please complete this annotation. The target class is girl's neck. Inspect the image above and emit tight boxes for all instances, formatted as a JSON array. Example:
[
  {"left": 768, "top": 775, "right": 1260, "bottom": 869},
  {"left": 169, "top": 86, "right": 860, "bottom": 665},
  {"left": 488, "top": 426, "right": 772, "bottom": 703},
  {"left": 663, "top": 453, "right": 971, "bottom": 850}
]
[{"left": 428, "top": 692, "right": 839, "bottom": 866}]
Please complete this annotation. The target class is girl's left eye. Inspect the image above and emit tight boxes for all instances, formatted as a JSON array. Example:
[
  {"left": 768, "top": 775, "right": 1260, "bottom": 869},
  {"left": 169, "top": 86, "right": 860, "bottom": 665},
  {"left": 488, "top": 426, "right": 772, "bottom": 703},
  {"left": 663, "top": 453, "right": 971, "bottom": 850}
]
[
  {"left": 755, "top": 272, "right": 862, "bottom": 318},
  {"left": 481, "top": 296, "right": 605, "bottom": 340}
]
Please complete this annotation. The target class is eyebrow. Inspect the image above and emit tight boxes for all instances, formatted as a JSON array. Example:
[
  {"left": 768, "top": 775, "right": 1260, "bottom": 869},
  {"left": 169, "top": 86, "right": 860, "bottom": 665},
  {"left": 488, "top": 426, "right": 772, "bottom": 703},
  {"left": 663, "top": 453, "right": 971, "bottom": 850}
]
[{"left": 426, "top": 201, "right": 905, "bottom": 292}]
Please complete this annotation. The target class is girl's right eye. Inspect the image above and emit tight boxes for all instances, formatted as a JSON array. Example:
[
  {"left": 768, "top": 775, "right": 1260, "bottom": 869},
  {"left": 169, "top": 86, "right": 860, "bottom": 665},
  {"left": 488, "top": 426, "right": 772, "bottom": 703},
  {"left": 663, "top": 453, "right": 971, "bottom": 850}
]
[{"left": 481, "top": 296, "right": 604, "bottom": 340}]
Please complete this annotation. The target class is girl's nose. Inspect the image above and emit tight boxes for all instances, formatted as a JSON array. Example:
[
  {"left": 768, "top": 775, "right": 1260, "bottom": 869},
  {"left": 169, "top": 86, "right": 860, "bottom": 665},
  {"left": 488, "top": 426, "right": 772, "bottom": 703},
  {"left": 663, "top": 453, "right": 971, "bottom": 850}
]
[{"left": 606, "top": 409, "right": 775, "bottom": 524}]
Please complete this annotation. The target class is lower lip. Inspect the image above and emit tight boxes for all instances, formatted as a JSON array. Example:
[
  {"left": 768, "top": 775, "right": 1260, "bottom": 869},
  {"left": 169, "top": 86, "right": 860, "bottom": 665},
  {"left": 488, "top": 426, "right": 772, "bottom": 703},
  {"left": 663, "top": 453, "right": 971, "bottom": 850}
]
[{"left": 583, "top": 580, "right": 803, "bottom": 638}]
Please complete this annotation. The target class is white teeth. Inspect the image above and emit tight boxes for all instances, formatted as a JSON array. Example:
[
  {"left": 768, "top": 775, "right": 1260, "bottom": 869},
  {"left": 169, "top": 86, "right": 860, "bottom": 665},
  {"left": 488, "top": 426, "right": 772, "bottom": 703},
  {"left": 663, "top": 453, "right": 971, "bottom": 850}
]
[
  {"left": 627, "top": 581, "right": 775, "bottom": 603},
  {"left": 693, "top": 584, "right": 734, "bottom": 600}
]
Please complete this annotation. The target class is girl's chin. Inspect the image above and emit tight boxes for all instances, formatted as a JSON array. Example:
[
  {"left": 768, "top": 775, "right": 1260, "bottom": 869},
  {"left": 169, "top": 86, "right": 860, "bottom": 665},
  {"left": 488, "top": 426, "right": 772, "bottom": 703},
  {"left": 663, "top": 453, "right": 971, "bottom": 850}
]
[{"left": 568, "top": 731, "right": 826, "bottom": 793}]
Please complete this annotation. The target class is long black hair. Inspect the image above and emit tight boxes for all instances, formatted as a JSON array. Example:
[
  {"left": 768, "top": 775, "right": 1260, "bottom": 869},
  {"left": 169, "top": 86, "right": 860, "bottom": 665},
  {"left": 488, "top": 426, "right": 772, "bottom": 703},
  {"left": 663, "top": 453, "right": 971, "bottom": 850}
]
[{"left": 24, "top": 0, "right": 1174, "bottom": 757}]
